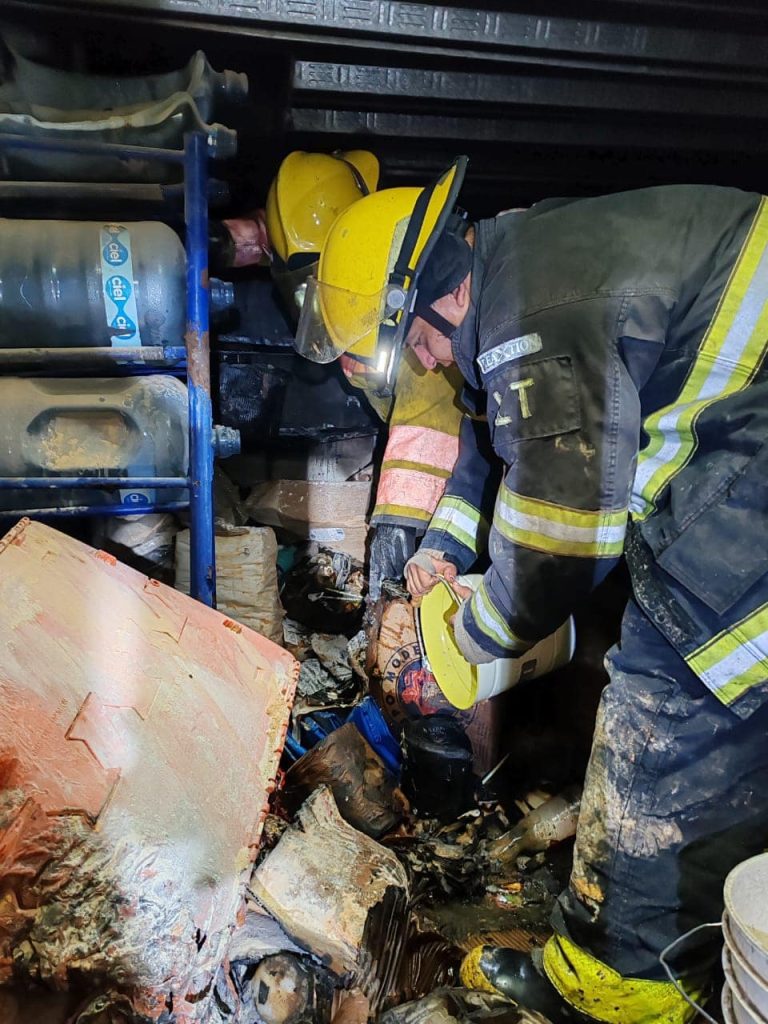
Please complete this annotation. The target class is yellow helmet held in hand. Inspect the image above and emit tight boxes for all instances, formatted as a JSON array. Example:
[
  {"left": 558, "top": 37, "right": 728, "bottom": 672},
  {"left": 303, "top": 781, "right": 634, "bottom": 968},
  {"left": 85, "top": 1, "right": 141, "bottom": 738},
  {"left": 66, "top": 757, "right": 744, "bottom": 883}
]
[
  {"left": 266, "top": 150, "right": 380, "bottom": 321},
  {"left": 295, "top": 157, "right": 468, "bottom": 390}
]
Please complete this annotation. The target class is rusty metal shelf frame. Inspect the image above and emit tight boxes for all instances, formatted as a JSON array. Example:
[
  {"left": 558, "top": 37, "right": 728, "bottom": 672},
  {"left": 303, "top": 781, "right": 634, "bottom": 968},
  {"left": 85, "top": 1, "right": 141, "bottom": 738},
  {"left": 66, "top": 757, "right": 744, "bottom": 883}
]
[{"left": 0, "top": 131, "right": 221, "bottom": 607}]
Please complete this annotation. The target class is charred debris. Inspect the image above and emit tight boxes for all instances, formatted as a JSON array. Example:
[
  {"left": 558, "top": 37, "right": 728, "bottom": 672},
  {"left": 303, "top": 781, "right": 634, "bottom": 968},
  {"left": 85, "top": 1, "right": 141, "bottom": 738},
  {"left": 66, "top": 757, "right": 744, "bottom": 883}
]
[{"left": 216, "top": 531, "right": 599, "bottom": 1024}]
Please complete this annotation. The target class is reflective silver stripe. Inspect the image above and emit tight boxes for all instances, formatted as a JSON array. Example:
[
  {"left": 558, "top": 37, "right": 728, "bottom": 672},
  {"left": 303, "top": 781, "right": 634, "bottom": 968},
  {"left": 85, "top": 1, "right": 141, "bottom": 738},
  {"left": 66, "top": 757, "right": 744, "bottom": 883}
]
[
  {"left": 469, "top": 580, "right": 525, "bottom": 651},
  {"left": 631, "top": 197, "right": 768, "bottom": 518},
  {"left": 429, "top": 495, "right": 487, "bottom": 553},
  {"left": 686, "top": 602, "right": 768, "bottom": 705},
  {"left": 495, "top": 485, "right": 627, "bottom": 557},
  {"left": 495, "top": 500, "right": 626, "bottom": 547},
  {"left": 700, "top": 631, "right": 768, "bottom": 695}
]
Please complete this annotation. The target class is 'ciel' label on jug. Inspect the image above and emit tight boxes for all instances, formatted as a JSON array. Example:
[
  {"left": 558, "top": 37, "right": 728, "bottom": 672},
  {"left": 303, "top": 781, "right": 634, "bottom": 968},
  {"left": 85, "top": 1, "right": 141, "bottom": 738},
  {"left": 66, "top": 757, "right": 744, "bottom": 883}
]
[
  {"left": 100, "top": 224, "right": 142, "bottom": 348},
  {"left": 106, "top": 275, "right": 131, "bottom": 304},
  {"left": 103, "top": 237, "right": 129, "bottom": 267}
]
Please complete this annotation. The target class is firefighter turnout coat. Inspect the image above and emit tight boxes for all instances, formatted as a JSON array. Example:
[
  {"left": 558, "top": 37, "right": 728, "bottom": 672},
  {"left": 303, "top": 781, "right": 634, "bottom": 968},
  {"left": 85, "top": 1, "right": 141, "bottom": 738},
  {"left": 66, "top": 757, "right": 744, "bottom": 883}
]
[
  {"left": 422, "top": 185, "right": 768, "bottom": 718},
  {"left": 347, "top": 347, "right": 466, "bottom": 531}
]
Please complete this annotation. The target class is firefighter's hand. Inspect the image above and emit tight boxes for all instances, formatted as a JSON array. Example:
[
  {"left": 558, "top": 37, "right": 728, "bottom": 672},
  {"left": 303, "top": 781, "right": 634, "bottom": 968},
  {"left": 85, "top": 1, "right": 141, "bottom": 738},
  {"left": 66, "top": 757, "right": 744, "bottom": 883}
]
[
  {"left": 405, "top": 548, "right": 458, "bottom": 597},
  {"left": 449, "top": 579, "right": 473, "bottom": 601},
  {"left": 339, "top": 353, "right": 369, "bottom": 379}
]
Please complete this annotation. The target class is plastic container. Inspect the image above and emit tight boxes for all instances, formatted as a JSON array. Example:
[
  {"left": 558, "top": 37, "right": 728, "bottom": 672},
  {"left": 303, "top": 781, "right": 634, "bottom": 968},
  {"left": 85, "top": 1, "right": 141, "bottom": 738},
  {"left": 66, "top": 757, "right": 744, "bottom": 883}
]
[
  {"left": 723, "top": 934, "right": 768, "bottom": 1024},
  {"left": 348, "top": 696, "right": 402, "bottom": 778},
  {"left": 0, "top": 48, "right": 245, "bottom": 181},
  {"left": 723, "top": 982, "right": 737, "bottom": 1024},
  {"left": 722, "top": 977, "right": 767, "bottom": 1024},
  {"left": 489, "top": 786, "right": 581, "bottom": 866},
  {"left": 2, "top": 48, "right": 247, "bottom": 121},
  {"left": 0, "top": 376, "right": 188, "bottom": 511},
  {"left": 400, "top": 716, "right": 474, "bottom": 821},
  {"left": 418, "top": 573, "right": 576, "bottom": 709},
  {"left": 0, "top": 220, "right": 186, "bottom": 348},
  {"left": 725, "top": 855, "right": 768, "bottom": 984}
]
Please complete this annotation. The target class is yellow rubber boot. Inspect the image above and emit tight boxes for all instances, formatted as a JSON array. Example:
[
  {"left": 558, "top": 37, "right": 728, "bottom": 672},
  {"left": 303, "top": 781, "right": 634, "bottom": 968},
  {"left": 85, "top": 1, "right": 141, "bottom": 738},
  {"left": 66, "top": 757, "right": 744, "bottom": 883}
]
[
  {"left": 460, "top": 945, "right": 587, "bottom": 1022},
  {"left": 542, "top": 934, "right": 704, "bottom": 1024}
]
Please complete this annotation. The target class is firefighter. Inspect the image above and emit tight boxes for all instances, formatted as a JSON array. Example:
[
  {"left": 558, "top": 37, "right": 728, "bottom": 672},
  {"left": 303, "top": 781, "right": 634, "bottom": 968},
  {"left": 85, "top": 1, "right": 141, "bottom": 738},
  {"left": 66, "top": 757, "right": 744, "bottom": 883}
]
[
  {"left": 294, "top": 157, "right": 768, "bottom": 1023},
  {"left": 266, "top": 150, "right": 465, "bottom": 597}
]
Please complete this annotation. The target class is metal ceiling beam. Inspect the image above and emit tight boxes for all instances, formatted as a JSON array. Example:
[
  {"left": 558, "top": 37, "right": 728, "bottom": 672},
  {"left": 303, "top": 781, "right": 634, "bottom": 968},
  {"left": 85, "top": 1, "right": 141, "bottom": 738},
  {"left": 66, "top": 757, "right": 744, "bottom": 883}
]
[
  {"left": 293, "top": 60, "right": 768, "bottom": 119},
  {"left": 14, "top": 0, "right": 768, "bottom": 73},
  {"left": 5, "top": 0, "right": 768, "bottom": 211},
  {"left": 289, "top": 108, "right": 768, "bottom": 153},
  {"left": 589, "top": 0, "right": 765, "bottom": 12}
]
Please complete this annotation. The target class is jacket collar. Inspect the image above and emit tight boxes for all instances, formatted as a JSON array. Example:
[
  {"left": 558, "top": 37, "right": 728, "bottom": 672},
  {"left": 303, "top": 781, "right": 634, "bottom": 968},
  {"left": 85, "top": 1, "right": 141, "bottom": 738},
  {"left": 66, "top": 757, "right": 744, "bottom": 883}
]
[{"left": 450, "top": 216, "right": 501, "bottom": 389}]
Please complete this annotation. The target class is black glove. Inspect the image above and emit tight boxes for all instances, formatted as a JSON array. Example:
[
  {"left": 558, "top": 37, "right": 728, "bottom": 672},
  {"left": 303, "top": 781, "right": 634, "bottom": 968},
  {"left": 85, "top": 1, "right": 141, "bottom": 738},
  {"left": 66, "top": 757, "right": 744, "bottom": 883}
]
[{"left": 368, "top": 524, "right": 419, "bottom": 600}]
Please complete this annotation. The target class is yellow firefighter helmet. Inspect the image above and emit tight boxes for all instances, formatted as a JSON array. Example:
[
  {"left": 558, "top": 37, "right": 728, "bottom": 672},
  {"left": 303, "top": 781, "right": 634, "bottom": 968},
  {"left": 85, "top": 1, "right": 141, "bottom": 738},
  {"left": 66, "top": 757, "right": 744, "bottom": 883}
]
[
  {"left": 266, "top": 150, "right": 380, "bottom": 320},
  {"left": 294, "top": 157, "right": 467, "bottom": 388}
]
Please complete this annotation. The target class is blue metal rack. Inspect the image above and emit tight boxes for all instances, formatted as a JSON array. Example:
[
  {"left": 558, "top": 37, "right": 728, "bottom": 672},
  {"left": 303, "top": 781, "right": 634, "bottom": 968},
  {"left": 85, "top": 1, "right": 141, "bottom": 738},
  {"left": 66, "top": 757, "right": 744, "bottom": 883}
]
[{"left": 0, "top": 131, "right": 227, "bottom": 607}]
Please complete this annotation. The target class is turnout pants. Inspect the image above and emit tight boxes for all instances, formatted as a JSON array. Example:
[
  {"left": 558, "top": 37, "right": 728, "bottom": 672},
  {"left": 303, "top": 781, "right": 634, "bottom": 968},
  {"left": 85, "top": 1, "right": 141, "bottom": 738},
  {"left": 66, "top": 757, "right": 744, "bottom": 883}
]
[{"left": 545, "top": 599, "right": 768, "bottom": 1024}]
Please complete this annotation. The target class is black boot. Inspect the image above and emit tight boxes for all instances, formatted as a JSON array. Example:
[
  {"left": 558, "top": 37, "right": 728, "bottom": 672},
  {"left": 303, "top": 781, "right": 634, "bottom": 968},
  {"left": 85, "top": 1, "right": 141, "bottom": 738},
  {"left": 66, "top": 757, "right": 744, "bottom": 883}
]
[{"left": 460, "top": 946, "right": 592, "bottom": 1023}]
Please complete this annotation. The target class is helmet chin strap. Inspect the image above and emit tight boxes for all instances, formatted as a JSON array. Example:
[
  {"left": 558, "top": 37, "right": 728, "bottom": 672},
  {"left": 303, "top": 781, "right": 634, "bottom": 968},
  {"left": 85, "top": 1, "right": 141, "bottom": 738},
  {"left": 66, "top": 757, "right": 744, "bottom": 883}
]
[{"left": 413, "top": 303, "right": 459, "bottom": 339}]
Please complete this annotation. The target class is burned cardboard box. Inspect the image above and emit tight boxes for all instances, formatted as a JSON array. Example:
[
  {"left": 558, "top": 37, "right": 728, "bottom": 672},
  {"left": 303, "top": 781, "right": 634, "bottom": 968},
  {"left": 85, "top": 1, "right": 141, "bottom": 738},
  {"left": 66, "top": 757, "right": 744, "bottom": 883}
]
[
  {"left": 244, "top": 479, "right": 371, "bottom": 562},
  {"left": 286, "top": 722, "right": 405, "bottom": 838},
  {"left": 250, "top": 786, "right": 408, "bottom": 1015},
  {"left": 0, "top": 519, "right": 297, "bottom": 1022}
]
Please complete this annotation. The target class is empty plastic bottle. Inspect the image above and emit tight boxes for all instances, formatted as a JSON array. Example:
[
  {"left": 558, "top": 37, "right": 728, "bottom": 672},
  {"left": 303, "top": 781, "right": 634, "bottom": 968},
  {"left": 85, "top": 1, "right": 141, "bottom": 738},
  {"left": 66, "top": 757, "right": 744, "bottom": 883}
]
[{"left": 488, "top": 785, "right": 582, "bottom": 868}]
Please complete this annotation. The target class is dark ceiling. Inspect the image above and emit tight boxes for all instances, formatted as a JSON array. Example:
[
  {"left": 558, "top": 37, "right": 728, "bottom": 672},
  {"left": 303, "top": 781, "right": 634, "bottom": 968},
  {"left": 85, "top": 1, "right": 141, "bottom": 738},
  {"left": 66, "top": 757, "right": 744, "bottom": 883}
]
[{"left": 3, "top": 0, "right": 768, "bottom": 216}]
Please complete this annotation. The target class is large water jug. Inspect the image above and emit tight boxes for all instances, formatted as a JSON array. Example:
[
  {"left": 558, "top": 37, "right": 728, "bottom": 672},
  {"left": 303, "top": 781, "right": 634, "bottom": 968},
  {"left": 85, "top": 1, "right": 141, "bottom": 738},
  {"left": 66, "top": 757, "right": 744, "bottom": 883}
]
[
  {"left": 0, "top": 376, "right": 189, "bottom": 512},
  {"left": 0, "top": 220, "right": 186, "bottom": 348}
]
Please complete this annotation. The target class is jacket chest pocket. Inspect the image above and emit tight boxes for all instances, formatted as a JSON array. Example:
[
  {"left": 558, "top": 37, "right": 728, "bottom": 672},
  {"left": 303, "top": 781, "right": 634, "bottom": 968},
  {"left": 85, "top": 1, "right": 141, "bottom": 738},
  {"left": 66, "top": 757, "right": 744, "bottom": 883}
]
[{"left": 486, "top": 355, "right": 582, "bottom": 461}]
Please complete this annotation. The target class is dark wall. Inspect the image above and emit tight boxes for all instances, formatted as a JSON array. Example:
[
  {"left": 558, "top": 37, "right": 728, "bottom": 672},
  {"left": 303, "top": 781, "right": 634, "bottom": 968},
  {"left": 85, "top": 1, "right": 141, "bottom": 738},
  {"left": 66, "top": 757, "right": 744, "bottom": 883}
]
[{"left": 3, "top": 0, "right": 768, "bottom": 214}]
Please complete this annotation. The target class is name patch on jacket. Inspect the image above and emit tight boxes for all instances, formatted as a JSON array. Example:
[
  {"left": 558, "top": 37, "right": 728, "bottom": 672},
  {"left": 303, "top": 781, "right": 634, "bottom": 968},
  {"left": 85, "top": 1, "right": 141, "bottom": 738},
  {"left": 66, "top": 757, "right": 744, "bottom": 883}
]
[{"left": 477, "top": 333, "right": 543, "bottom": 375}]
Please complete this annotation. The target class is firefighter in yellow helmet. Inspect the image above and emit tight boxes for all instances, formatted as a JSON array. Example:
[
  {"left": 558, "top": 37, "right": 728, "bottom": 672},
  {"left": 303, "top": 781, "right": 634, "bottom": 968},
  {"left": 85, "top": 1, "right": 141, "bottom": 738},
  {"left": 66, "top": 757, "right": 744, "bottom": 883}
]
[
  {"left": 267, "top": 149, "right": 380, "bottom": 319},
  {"left": 295, "top": 157, "right": 768, "bottom": 1023},
  {"left": 293, "top": 157, "right": 468, "bottom": 377},
  {"left": 267, "top": 151, "right": 466, "bottom": 597}
]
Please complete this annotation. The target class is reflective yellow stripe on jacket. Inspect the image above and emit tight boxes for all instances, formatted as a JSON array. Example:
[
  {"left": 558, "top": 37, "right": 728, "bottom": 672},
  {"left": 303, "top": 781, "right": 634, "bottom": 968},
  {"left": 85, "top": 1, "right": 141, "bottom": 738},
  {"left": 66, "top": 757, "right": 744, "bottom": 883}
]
[
  {"left": 494, "top": 483, "right": 628, "bottom": 558},
  {"left": 687, "top": 602, "right": 768, "bottom": 706},
  {"left": 429, "top": 495, "right": 488, "bottom": 554},
  {"left": 631, "top": 196, "right": 768, "bottom": 520}
]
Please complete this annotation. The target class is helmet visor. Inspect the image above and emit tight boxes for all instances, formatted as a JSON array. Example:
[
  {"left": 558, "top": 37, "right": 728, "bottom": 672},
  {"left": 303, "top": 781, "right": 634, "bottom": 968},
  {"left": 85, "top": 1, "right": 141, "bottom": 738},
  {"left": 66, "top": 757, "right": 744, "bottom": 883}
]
[
  {"left": 294, "top": 275, "right": 406, "bottom": 364},
  {"left": 271, "top": 256, "right": 318, "bottom": 326}
]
